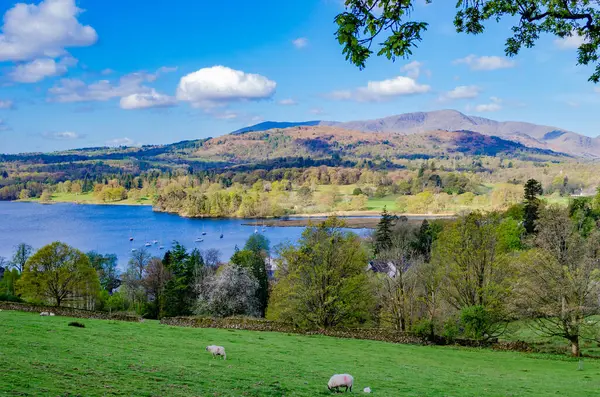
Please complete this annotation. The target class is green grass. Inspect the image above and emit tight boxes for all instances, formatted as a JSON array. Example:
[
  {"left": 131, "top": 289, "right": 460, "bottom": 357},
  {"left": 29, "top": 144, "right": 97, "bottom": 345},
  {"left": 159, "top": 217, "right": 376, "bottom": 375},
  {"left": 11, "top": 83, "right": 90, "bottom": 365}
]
[
  {"left": 2, "top": 312, "right": 600, "bottom": 396},
  {"left": 25, "top": 192, "right": 152, "bottom": 206},
  {"left": 367, "top": 195, "right": 399, "bottom": 211}
]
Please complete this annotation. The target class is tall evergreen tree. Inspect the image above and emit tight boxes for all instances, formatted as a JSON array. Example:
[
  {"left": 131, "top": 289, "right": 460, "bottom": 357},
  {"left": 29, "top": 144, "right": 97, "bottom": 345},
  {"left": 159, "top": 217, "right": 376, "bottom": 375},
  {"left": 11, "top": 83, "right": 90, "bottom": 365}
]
[
  {"left": 523, "top": 179, "right": 543, "bottom": 234},
  {"left": 374, "top": 207, "right": 397, "bottom": 256},
  {"left": 162, "top": 243, "right": 200, "bottom": 318}
]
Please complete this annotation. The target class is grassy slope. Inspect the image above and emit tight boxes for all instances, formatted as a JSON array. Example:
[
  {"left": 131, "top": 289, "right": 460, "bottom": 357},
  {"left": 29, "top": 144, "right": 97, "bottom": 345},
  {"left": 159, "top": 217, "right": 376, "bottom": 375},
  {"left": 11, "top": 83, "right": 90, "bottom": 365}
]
[
  {"left": 1, "top": 312, "right": 599, "bottom": 397},
  {"left": 24, "top": 192, "right": 153, "bottom": 206}
]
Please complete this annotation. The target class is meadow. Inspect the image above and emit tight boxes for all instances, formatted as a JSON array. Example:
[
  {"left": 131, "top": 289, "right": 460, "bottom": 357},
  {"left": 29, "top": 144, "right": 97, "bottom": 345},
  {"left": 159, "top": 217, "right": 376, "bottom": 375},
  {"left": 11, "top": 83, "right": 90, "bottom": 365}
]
[{"left": 1, "top": 311, "right": 599, "bottom": 396}]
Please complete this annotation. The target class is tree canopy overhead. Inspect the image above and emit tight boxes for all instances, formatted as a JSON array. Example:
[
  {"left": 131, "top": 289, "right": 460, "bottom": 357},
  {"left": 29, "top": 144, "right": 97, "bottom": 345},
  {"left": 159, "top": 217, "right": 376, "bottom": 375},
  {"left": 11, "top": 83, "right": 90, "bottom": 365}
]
[{"left": 335, "top": 0, "right": 600, "bottom": 82}]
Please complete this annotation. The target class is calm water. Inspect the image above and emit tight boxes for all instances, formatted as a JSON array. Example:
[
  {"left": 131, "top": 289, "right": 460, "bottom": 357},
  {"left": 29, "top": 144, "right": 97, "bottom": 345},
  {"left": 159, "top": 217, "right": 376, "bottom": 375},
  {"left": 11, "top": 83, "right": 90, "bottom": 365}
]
[{"left": 0, "top": 202, "right": 369, "bottom": 269}]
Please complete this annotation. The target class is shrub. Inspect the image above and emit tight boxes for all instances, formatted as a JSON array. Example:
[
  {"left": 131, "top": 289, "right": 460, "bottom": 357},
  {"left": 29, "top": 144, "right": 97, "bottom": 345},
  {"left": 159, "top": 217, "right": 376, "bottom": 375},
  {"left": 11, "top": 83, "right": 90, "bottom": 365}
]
[
  {"left": 411, "top": 319, "right": 435, "bottom": 340},
  {"left": 352, "top": 187, "right": 363, "bottom": 196},
  {"left": 442, "top": 317, "right": 460, "bottom": 342},
  {"left": 68, "top": 321, "right": 85, "bottom": 328},
  {"left": 460, "top": 305, "right": 505, "bottom": 341},
  {"left": 0, "top": 294, "right": 23, "bottom": 303}
]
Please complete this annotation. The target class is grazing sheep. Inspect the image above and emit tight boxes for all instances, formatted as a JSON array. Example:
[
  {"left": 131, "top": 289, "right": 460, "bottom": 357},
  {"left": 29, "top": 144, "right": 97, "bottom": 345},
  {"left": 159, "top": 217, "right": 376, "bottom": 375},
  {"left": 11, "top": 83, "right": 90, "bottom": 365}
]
[
  {"left": 40, "top": 312, "right": 50, "bottom": 316},
  {"left": 328, "top": 374, "right": 353, "bottom": 393},
  {"left": 363, "top": 386, "right": 371, "bottom": 393},
  {"left": 49, "top": 312, "right": 55, "bottom": 316},
  {"left": 205, "top": 345, "right": 226, "bottom": 360}
]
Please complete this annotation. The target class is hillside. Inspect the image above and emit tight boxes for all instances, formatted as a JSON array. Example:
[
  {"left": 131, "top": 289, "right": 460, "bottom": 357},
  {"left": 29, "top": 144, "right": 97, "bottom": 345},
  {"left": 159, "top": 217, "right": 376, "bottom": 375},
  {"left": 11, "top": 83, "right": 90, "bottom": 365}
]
[
  {"left": 236, "top": 110, "right": 600, "bottom": 158},
  {"left": 191, "top": 126, "right": 564, "bottom": 163},
  {"left": 2, "top": 311, "right": 599, "bottom": 396}
]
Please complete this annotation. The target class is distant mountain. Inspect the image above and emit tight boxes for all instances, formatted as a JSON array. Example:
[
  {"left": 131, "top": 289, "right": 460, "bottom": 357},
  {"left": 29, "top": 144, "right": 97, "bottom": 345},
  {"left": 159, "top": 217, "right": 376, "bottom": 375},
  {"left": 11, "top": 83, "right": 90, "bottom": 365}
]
[
  {"left": 231, "top": 120, "right": 338, "bottom": 135},
  {"left": 234, "top": 110, "right": 599, "bottom": 158}
]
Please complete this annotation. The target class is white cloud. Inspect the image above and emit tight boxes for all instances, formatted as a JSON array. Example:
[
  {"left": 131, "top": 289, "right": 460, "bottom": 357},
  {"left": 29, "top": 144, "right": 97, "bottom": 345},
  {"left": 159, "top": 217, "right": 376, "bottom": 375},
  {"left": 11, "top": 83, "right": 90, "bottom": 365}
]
[
  {"left": 555, "top": 34, "right": 586, "bottom": 50},
  {"left": 401, "top": 61, "right": 423, "bottom": 79},
  {"left": 10, "top": 57, "right": 75, "bottom": 83},
  {"left": 0, "top": 0, "right": 97, "bottom": 62},
  {"left": 278, "top": 98, "right": 298, "bottom": 106},
  {"left": 49, "top": 67, "right": 173, "bottom": 103},
  {"left": 473, "top": 96, "right": 502, "bottom": 112},
  {"left": 309, "top": 108, "right": 326, "bottom": 115},
  {"left": 106, "top": 137, "right": 140, "bottom": 147},
  {"left": 120, "top": 89, "right": 176, "bottom": 110},
  {"left": 0, "top": 100, "right": 14, "bottom": 109},
  {"left": 439, "top": 85, "right": 481, "bottom": 101},
  {"left": 43, "top": 131, "right": 81, "bottom": 140},
  {"left": 329, "top": 75, "right": 430, "bottom": 102},
  {"left": 100, "top": 68, "right": 114, "bottom": 75},
  {"left": 176, "top": 66, "right": 276, "bottom": 108},
  {"left": 214, "top": 111, "right": 239, "bottom": 120},
  {"left": 454, "top": 55, "right": 516, "bottom": 71},
  {"left": 594, "top": 87, "right": 600, "bottom": 94},
  {"left": 292, "top": 37, "right": 308, "bottom": 49}
]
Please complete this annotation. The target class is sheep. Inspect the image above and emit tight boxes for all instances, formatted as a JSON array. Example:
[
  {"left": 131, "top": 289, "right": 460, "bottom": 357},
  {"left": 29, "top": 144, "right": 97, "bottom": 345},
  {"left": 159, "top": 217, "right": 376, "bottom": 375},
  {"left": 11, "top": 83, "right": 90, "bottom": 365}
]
[
  {"left": 40, "top": 312, "right": 50, "bottom": 316},
  {"left": 49, "top": 313, "right": 55, "bottom": 316},
  {"left": 363, "top": 386, "right": 371, "bottom": 393},
  {"left": 327, "top": 374, "right": 353, "bottom": 393},
  {"left": 205, "top": 345, "right": 226, "bottom": 360}
]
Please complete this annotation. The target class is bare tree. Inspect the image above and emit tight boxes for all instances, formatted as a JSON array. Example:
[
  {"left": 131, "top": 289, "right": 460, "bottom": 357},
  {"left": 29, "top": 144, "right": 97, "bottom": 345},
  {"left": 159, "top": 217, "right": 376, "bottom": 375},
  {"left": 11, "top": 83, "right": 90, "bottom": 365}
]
[
  {"left": 11, "top": 243, "right": 32, "bottom": 273},
  {"left": 377, "top": 220, "right": 421, "bottom": 331},
  {"left": 514, "top": 207, "right": 600, "bottom": 356},
  {"left": 201, "top": 248, "right": 222, "bottom": 267}
]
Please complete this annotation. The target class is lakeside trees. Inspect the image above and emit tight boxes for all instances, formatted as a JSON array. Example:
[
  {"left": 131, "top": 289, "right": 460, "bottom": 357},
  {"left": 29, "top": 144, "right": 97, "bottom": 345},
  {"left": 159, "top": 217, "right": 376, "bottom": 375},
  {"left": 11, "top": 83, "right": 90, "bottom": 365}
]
[
  {"left": 17, "top": 242, "right": 99, "bottom": 307},
  {"left": 5, "top": 178, "right": 600, "bottom": 356},
  {"left": 268, "top": 218, "right": 375, "bottom": 328}
]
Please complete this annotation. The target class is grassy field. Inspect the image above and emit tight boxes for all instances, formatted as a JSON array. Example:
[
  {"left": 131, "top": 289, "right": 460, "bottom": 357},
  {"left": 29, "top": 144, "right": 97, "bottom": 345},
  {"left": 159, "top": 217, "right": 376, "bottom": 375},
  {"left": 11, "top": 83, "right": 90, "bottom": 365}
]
[
  {"left": 2, "top": 312, "right": 600, "bottom": 396},
  {"left": 24, "top": 192, "right": 152, "bottom": 206}
]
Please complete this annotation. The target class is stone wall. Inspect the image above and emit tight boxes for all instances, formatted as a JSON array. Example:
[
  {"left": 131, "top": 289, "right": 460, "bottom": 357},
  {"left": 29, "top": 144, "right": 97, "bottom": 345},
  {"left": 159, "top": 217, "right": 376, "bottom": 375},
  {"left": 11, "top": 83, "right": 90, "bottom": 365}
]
[
  {"left": 0, "top": 301, "right": 142, "bottom": 322},
  {"left": 160, "top": 316, "right": 425, "bottom": 344}
]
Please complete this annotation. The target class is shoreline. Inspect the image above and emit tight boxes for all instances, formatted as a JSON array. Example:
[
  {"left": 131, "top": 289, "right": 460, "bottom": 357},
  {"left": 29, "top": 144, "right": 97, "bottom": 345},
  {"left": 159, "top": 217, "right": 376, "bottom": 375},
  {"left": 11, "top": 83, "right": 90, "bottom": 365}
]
[{"left": 9, "top": 200, "right": 455, "bottom": 228}]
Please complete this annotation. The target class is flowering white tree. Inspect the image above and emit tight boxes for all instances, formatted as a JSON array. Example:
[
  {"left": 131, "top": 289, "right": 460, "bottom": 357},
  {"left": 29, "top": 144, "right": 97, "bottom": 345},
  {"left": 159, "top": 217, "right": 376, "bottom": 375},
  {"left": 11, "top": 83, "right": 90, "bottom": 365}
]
[{"left": 195, "top": 264, "right": 260, "bottom": 317}]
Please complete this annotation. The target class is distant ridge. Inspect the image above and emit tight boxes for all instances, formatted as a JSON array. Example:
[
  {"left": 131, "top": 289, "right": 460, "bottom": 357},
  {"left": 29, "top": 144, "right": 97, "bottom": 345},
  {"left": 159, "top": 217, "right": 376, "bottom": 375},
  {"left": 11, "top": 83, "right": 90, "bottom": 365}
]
[
  {"left": 231, "top": 110, "right": 600, "bottom": 158},
  {"left": 231, "top": 120, "right": 338, "bottom": 135}
]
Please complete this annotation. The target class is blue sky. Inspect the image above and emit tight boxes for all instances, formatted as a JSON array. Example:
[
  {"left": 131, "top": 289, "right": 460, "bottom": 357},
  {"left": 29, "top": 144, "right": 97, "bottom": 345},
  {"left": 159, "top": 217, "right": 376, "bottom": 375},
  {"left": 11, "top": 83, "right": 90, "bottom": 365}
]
[{"left": 0, "top": 0, "right": 598, "bottom": 153}]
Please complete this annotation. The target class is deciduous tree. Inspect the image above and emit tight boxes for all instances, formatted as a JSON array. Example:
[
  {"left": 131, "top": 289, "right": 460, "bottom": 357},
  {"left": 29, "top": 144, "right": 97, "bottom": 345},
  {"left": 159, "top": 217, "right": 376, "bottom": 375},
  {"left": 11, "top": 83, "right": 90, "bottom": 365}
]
[
  {"left": 17, "top": 242, "right": 100, "bottom": 307},
  {"left": 268, "top": 217, "right": 375, "bottom": 328},
  {"left": 514, "top": 206, "right": 600, "bottom": 357}
]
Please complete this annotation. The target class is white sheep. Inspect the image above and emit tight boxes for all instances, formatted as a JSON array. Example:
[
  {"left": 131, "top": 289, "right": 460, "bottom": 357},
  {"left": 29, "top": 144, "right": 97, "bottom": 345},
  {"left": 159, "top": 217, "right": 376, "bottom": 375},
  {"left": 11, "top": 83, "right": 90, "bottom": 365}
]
[
  {"left": 363, "top": 386, "right": 371, "bottom": 393},
  {"left": 40, "top": 312, "right": 50, "bottom": 316},
  {"left": 205, "top": 345, "right": 226, "bottom": 360},
  {"left": 49, "top": 312, "right": 55, "bottom": 316},
  {"left": 328, "top": 374, "right": 353, "bottom": 393}
]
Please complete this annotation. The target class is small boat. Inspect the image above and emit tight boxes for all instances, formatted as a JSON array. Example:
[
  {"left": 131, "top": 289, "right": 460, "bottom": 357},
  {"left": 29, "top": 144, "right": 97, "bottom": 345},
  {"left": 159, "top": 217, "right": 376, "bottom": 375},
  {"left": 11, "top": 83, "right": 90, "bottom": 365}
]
[
  {"left": 159, "top": 246, "right": 164, "bottom": 250},
  {"left": 131, "top": 248, "right": 137, "bottom": 252},
  {"left": 152, "top": 240, "right": 158, "bottom": 245},
  {"left": 201, "top": 231, "right": 207, "bottom": 236},
  {"left": 129, "top": 237, "right": 134, "bottom": 242},
  {"left": 145, "top": 242, "right": 151, "bottom": 247},
  {"left": 195, "top": 238, "right": 204, "bottom": 243},
  {"left": 220, "top": 233, "right": 224, "bottom": 239}
]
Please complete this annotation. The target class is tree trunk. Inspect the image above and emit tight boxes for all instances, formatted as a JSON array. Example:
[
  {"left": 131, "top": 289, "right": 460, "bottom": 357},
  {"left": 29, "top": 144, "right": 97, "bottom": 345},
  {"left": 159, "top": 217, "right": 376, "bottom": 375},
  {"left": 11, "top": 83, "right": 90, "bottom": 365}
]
[{"left": 570, "top": 336, "right": 580, "bottom": 357}]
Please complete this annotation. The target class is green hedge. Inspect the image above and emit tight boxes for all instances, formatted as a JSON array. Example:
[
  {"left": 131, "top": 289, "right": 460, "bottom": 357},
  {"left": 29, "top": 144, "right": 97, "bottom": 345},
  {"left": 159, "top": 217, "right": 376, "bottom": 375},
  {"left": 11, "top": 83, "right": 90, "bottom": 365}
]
[{"left": 0, "top": 301, "right": 142, "bottom": 322}]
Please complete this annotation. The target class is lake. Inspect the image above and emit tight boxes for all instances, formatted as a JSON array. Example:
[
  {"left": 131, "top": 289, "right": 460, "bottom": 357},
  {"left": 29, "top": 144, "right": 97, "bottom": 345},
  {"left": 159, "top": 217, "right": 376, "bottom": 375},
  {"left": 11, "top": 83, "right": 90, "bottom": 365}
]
[{"left": 0, "top": 202, "right": 371, "bottom": 269}]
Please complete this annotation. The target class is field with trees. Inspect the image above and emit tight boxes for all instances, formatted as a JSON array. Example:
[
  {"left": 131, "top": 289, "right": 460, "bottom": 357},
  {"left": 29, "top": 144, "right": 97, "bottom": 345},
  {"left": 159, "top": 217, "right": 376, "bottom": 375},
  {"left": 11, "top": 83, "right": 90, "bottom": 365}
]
[
  {"left": 3, "top": 179, "right": 600, "bottom": 358},
  {"left": 1, "top": 311, "right": 598, "bottom": 396}
]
